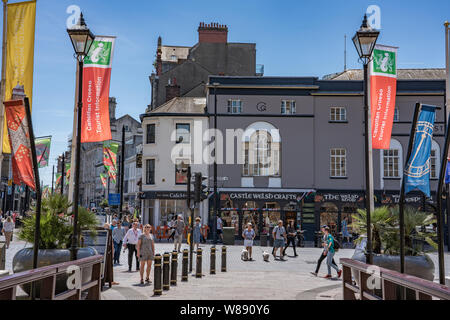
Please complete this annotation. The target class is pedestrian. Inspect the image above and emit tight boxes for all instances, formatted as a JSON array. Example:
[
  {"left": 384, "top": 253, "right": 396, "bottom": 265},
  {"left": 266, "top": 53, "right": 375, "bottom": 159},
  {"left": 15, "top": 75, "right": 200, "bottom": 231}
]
[
  {"left": 310, "top": 225, "right": 338, "bottom": 277},
  {"left": 112, "top": 221, "right": 126, "bottom": 265},
  {"left": 173, "top": 214, "right": 185, "bottom": 252},
  {"left": 242, "top": 223, "right": 255, "bottom": 260},
  {"left": 111, "top": 219, "right": 117, "bottom": 231},
  {"left": 167, "top": 216, "right": 176, "bottom": 242},
  {"left": 123, "top": 222, "right": 142, "bottom": 272},
  {"left": 323, "top": 226, "right": 342, "bottom": 279},
  {"left": 3, "top": 216, "right": 14, "bottom": 249},
  {"left": 137, "top": 224, "right": 155, "bottom": 285},
  {"left": 216, "top": 215, "right": 223, "bottom": 243},
  {"left": 342, "top": 216, "right": 351, "bottom": 244},
  {"left": 122, "top": 215, "right": 130, "bottom": 231},
  {"left": 283, "top": 220, "right": 298, "bottom": 257},
  {"left": 272, "top": 220, "right": 287, "bottom": 260},
  {"left": 193, "top": 217, "right": 202, "bottom": 250}
]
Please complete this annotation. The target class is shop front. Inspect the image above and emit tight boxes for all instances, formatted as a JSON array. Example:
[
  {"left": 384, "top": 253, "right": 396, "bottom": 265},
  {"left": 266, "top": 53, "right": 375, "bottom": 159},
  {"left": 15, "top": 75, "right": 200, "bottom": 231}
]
[{"left": 216, "top": 190, "right": 313, "bottom": 240}]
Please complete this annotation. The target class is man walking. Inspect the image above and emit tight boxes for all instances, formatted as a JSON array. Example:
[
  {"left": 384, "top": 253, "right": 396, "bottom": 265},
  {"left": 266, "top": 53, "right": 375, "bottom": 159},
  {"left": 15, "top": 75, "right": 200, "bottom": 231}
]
[
  {"left": 242, "top": 223, "right": 256, "bottom": 261},
  {"left": 123, "top": 222, "right": 142, "bottom": 272},
  {"left": 112, "top": 221, "right": 126, "bottom": 265},
  {"left": 323, "top": 226, "right": 341, "bottom": 278},
  {"left": 310, "top": 225, "right": 339, "bottom": 277},
  {"left": 272, "top": 220, "right": 287, "bottom": 260},
  {"left": 173, "top": 214, "right": 185, "bottom": 252},
  {"left": 216, "top": 215, "right": 223, "bottom": 243},
  {"left": 283, "top": 220, "right": 298, "bottom": 257}
]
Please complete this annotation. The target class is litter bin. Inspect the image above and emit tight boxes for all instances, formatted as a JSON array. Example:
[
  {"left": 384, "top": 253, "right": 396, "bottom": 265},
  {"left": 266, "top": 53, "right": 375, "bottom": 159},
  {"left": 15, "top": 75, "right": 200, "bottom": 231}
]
[
  {"left": 260, "top": 234, "right": 268, "bottom": 247},
  {"left": 222, "top": 227, "right": 235, "bottom": 245}
]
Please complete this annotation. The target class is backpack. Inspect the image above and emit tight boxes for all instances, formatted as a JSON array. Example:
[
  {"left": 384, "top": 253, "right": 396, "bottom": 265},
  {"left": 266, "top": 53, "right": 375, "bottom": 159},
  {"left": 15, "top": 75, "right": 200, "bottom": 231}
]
[{"left": 333, "top": 236, "right": 341, "bottom": 251}]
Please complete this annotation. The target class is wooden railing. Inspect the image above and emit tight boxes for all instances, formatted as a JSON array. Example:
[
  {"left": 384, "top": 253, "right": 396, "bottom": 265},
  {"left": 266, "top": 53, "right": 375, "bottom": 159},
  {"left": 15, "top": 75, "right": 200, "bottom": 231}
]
[
  {"left": 0, "top": 255, "right": 103, "bottom": 300},
  {"left": 341, "top": 258, "right": 450, "bottom": 300}
]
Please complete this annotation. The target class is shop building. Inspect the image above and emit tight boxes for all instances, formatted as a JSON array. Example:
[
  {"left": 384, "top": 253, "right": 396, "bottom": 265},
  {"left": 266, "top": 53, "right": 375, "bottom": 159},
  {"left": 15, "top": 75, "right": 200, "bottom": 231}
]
[{"left": 206, "top": 71, "right": 447, "bottom": 244}]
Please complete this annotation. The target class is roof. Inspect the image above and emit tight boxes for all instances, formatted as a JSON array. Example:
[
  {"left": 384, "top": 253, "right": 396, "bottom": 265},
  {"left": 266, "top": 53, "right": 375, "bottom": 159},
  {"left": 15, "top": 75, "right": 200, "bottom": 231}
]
[
  {"left": 150, "top": 97, "right": 206, "bottom": 114},
  {"left": 323, "top": 68, "right": 446, "bottom": 80}
]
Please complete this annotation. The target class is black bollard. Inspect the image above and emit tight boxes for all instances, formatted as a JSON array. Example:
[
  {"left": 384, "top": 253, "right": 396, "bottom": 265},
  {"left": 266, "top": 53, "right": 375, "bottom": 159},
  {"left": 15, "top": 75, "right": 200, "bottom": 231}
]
[
  {"left": 221, "top": 246, "right": 227, "bottom": 272},
  {"left": 163, "top": 252, "right": 170, "bottom": 290},
  {"left": 170, "top": 251, "right": 178, "bottom": 286},
  {"left": 153, "top": 254, "right": 162, "bottom": 296},
  {"left": 195, "top": 248, "right": 202, "bottom": 278},
  {"left": 181, "top": 249, "right": 188, "bottom": 282},
  {"left": 210, "top": 247, "right": 216, "bottom": 274}
]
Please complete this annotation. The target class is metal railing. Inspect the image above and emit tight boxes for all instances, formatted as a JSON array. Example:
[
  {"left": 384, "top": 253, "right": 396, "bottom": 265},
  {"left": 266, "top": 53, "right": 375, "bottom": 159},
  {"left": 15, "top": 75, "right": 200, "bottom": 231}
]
[
  {"left": 0, "top": 255, "right": 103, "bottom": 300},
  {"left": 341, "top": 258, "right": 450, "bottom": 300}
]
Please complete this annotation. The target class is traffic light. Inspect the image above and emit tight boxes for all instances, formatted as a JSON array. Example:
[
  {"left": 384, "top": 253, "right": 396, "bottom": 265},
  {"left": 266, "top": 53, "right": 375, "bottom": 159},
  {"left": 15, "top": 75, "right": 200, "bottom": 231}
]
[{"left": 193, "top": 172, "right": 208, "bottom": 203}]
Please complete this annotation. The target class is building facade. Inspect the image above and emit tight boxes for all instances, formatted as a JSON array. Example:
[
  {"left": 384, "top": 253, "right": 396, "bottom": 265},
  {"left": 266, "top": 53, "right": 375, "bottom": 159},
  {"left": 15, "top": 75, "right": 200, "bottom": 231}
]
[{"left": 205, "top": 72, "right": 447, "bottom": 244}]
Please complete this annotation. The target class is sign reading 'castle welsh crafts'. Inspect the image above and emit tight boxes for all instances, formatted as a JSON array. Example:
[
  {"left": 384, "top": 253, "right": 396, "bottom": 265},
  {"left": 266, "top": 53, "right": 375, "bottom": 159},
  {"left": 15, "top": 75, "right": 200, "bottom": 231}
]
[
  {"left": 370, "top": 44, "right": 398, "bottom": 150},
  {"left": 81, "top": 36, "right": 116, "bottom": 143}
]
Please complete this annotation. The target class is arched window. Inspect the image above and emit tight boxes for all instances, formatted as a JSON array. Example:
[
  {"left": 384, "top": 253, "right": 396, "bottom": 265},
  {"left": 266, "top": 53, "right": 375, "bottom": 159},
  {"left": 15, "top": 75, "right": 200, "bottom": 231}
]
[
  {"left": 430, "top": 139, "right": 441, "bottom": 179},
  {"left": 242, "top": 122, "right": 280, "bottom": 177},
  {"left": 382, "top": 139, "right": 403, "bottom": 178}
]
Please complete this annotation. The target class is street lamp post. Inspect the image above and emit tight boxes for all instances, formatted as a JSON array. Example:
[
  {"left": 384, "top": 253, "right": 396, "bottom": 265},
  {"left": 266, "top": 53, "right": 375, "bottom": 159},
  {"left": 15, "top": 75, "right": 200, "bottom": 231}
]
[
  {"left": 352, "top": 14, "right": 379, "bottom": 265},
  {"left": 212, "top": 82, "right": 220, "bottom": 245},
  {"left": 67, "top": 13, "right": 94, "bottom": 261}
]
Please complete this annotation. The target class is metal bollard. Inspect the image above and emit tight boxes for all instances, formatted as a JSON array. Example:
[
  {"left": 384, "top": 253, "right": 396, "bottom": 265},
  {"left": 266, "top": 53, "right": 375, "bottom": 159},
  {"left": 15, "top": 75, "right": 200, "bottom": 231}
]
[
  {"left": 221, "top": 246, "right": 227, "bottom": 272},
  {"left": 181, "top": 249, "right": 188, "bottom": 282},
  {"left": 153, "top": 254, "right": 162, "bottom": 295},
  {"left": 163, "top": 252, "right": 170, "bottom": 290},
  {"left": 195, "top": 248, "right": 202, "bottom": 278},
  {"left": 170, "top": 251, "right": 178, "bottom": 286},
  {"left": 210, "top": 247, "right": 216, "bottom": 274}
]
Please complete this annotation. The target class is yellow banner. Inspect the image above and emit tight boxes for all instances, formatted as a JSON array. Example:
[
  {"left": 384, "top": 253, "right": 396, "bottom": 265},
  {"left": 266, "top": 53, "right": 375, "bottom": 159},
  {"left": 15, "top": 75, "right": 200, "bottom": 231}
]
[{"left": 3, "top": 0, "right": 36, "bottom": 153}]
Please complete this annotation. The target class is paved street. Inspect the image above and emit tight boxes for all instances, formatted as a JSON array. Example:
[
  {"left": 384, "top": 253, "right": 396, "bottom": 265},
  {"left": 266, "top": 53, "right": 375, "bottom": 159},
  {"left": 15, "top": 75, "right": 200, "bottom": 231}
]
[{"left": 2, "top": 227, "right": 450, "bottom": 300}]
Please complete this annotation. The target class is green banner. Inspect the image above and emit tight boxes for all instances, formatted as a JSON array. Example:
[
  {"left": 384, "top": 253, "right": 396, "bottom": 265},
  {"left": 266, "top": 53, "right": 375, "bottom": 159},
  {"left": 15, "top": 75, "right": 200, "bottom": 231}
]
[
  {"left": 35, "top": 136, "right": 51, "bottom": 168},
  {"left": 103, "top": 141, "right": 118, "bottom": 184}
]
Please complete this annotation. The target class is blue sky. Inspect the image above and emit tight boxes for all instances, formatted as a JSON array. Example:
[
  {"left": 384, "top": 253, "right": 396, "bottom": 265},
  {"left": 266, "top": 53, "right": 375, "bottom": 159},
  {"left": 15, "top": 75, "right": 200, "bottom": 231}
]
[{"left": 1, "top": 0, "right": 450, "bottom": 186}]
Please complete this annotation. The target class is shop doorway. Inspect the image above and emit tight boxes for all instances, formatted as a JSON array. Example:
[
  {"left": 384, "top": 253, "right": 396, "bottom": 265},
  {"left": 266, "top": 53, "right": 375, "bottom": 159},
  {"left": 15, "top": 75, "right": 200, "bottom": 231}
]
[
  {"left": 320, "top": 202, "right": 339, "bottom": 237},
  {"left": 242, "top": 201, "right": 259, "bottom": 237}
]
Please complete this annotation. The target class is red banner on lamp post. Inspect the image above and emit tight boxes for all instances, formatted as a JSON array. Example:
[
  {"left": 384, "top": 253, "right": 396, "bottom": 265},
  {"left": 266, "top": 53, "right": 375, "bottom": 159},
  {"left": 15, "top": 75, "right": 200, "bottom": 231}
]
[
  {"left": 81, "top": 36, "right": 115, "bottom": 143},
  {"left": 370, "top": 45, "right": 398, "bottom": 150}
]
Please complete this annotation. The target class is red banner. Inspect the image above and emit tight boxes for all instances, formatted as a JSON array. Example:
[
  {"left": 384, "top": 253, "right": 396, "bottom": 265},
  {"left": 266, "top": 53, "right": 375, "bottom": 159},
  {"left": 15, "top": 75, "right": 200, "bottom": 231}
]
[
  {"left": 4, "top": 100, "right": 35, "bottom": 190},
  {"left": 81, "top": 36, "right": 115, "bottom": 143},
  {"left": 370, "top": 45, "right": 398, "bottom": 150}
]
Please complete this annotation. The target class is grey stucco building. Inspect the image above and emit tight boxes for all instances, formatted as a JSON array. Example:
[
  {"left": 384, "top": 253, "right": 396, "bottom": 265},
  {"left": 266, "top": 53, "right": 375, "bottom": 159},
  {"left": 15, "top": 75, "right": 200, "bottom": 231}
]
[{"left": 205, "top": 71, "right": 447, "bottom": 244}]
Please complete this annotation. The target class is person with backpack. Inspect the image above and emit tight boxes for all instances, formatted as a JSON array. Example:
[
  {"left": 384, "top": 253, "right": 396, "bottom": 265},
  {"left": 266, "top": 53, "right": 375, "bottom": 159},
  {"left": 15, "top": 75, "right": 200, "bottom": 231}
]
[
  {"left": 323, "top": 226, "right": 342, "bottom": 279},
  {"left": 311, "top": 225, "right": 338, "bottom": 277},
  {"left": 272, "top": 220, "right": 287, "bottom": 260}
]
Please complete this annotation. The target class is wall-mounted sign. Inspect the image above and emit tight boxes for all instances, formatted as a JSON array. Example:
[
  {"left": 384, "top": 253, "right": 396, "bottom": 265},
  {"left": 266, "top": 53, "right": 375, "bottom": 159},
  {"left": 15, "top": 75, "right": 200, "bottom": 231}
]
[{"left": 256, "top": 102, "right": 267, "bottom": 112}]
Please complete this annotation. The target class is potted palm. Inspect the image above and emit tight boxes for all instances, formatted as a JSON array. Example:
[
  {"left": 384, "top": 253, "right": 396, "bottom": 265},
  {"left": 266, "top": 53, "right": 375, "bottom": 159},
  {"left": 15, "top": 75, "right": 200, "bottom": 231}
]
[
  {"left": 13, "top": 194, "right": 99, "bottom": 296},
  {"left": 351, "top": 205, "right": 437, "bottom": 282}
]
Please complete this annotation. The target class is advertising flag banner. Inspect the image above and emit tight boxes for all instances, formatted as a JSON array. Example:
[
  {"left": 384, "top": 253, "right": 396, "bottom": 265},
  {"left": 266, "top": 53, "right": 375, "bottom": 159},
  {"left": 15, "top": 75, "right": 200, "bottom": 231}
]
[
  {"left": 4, "top": 99, "right": 35, "bottom": 190},
  {"left": 100, "top": 173, "right": 108, "bottom": 188},
  {"left": 404, "top": 104, "right": 437, "bottom": 197},
  {"left": 370, "top": 44, "right": 398, "bottom": 150},
  {"left": 65, "top": 163, "right": 71, "bottom": 185},
  {"left": 103, "top": 141, "right": 118, "bottom": 183},
  {"left": 35, "top": 136, "right": 51, "bottom": 168},
  {"left": 42, "top": 185, "right": 50, "bottom": 198},
  {"left": 445, "top": 160, "right": 450, "bottom": 184},
  {"left": 3, "top": 1, "right": 36, "bottom": 153},
  {"left": 55, "top": 173, "right": 61, "bottom": 187},
  {"left": 81, "top": 36, "right": 116, "bottom": 143}
]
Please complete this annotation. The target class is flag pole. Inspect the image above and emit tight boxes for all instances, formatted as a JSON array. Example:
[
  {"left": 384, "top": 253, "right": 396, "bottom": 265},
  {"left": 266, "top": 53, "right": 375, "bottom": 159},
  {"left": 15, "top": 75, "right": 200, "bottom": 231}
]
[
  {"left": 399, "top": 103, "right": 421, "bottom": 276},
  {"left": 0, "top": 0, "right": 8, "bottom": 187}
]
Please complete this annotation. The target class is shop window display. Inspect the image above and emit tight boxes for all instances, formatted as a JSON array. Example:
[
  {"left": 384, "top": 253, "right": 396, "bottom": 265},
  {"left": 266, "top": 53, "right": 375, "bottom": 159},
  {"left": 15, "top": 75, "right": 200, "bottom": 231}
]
[{"left": 320, "top": 202, "right": 338, "bottom": 237}]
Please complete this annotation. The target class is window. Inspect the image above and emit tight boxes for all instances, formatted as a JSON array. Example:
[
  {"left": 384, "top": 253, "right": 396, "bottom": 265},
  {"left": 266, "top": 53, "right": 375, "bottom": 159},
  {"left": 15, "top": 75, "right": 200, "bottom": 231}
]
[
  {"left": 430, "top": 140, "right": 440, "bottom": 179},
  {"left": 383, "top": 149, "right": 400, "bottom": 178},
  {"left": 175, "top": 160, "right": 189, "bottom": 184},
  {"left": 175, "top": 123, "right": 190, "bottom": 144},
  {"left": 330, "top": 107, "right": 347, "bottom": 122},
  {"left": 123, "top": 125, "right": 130, "bottom": 132},
  {"left": 146, "top": 159, "right": 155, "bottom": 185},
  {"left": 281, "top": 100, "right": 296, "bottom": 114},
  {"left": 330, "top": 148, "right": 346, "bottom": 177},
  {"left": 146, "top": 124, "right": 155, "bottom": 144},
  {"left": 227, "top": 100, "right": 242, "bottom": 114},
  {"left": 242, "top": 122, "right": 280, "bottom": 177},
  {"left": 393, "top": 108, "right": 399, "bottom": 122}
]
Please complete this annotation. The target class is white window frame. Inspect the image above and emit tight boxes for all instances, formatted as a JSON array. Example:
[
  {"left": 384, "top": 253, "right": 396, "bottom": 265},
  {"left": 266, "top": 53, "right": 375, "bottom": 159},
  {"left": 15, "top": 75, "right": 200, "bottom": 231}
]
[
  {"left": 281, "top": 100, "right": 296, "bottom": 114},
  {"left": 330, "top": 107, "right": 347, "bottom": 122},
  {"left": 227, "top": 99, "right": 242, "bottom": 114},
  {"left": 430, "top": 139, "right": 440, "bottom": 179},
  {"left": 330, "top": 148, "right": 347, "bottom": 178},
  {"left": 381, "top": 139, "right": 403, "bottom": 179},
  {"left": 393, "top": 108, "right": 400, "bottom": 122}
]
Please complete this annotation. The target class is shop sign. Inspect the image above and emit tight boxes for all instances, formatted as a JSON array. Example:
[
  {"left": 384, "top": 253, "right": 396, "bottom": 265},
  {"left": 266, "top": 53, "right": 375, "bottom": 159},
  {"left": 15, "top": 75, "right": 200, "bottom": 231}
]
[
  {"left": 227, "top": 192, "right": 304, "bottom": 201},
  {"left": 141, "top": 191, "right": 187, "bottom": 200},
  {"left": 315, "top": 192, "right": 364, "bottom": 203}
]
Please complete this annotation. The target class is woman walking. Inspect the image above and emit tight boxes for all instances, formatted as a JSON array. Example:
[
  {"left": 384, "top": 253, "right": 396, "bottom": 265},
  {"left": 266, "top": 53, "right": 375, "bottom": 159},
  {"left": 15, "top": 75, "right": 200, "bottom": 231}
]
[
  {"left": 137, "top": 224, "right": 155, "bottom": 284},
  {"left": 193, "top": 217, "right": 202, "bottom": 250},
  {"left": 3, "top": 217, "right": 15, "bottom": 249}
]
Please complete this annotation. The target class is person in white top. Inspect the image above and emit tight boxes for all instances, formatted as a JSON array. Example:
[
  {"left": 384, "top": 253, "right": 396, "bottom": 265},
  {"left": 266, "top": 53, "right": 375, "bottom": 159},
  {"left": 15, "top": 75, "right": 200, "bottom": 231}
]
[
  {"left": 123, "top": 222, "right": 142, "bottom": 272},
  {"left": 3, "top": 217, "right": 14, "bottom": 249},
  {"left": 216, "top": 216, "right": 223, "bottom": 243}
]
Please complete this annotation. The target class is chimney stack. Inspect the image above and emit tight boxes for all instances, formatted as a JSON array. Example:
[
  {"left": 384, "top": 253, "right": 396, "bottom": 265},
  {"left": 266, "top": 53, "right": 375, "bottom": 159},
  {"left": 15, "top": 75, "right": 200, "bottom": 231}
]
[{"left": 198, "top": 22, "right": 228, "bottom": 43}]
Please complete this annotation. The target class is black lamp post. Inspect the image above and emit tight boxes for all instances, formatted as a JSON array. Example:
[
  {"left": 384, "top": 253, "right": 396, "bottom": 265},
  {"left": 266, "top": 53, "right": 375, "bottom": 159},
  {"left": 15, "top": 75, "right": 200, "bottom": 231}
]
[
  {"left": 67, "top": 13, "right": 95, "bottom": 261},
  {"left": 352, "top": 14, "right": 379, "bottom": 264},
  {"left": 212, "top": 82, "right": 220, "bottom": 245}
]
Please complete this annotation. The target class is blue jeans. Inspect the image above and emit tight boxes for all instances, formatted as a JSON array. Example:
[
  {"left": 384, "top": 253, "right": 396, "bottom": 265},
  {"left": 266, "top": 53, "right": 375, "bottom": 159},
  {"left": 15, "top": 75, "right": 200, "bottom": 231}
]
[
  {"left": 114, "top": 241, "right": 122, "bottom": 263},
  {"left": 326, "top": 251, "right": 339, "bottom": 275}
]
